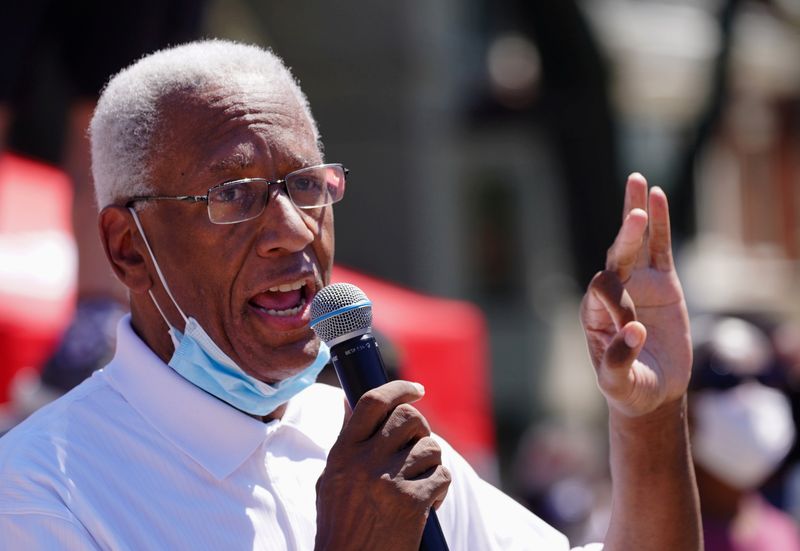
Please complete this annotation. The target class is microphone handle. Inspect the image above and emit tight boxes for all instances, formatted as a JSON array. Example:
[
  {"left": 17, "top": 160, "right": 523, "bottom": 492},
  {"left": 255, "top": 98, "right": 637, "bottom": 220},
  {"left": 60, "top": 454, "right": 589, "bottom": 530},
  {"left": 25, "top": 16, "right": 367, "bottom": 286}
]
[{"left": 330, "top": 334, "right": 450, "bottom": 551}]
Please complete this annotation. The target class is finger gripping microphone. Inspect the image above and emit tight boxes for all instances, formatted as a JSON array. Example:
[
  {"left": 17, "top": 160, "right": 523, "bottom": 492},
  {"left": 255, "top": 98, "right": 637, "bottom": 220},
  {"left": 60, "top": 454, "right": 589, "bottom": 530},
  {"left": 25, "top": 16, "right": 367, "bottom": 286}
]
[{"left": 310, "top": 282, "right": 449, "bottom": 551}]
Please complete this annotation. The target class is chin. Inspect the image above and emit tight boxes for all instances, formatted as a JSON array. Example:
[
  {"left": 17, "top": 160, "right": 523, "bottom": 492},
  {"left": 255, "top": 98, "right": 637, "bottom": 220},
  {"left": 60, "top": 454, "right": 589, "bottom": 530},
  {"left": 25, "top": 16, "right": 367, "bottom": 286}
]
[{"left": 241, "top": 338, "right": 321, "bottom": 384}]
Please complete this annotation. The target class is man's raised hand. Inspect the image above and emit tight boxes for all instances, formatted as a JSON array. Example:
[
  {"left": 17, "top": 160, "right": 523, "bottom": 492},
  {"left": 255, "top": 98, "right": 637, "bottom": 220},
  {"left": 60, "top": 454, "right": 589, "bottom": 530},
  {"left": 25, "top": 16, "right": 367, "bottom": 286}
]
[{"left": 580, "top": 173, "right": 692, "bottom": 417}]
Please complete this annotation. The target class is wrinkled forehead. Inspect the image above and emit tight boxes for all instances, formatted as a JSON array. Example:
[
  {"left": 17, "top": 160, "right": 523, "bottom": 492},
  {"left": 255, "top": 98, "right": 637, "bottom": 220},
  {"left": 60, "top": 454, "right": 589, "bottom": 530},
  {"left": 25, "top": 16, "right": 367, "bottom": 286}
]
[{"left": 150, "top": 79, "right": 321, "bottom": 187}]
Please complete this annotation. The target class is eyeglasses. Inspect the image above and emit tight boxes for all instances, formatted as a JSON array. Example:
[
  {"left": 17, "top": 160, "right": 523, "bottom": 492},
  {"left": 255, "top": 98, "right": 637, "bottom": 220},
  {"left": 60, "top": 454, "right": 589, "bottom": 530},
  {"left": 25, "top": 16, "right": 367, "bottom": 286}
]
[{"left": 126, "top": 163, "right": 347, "bottom": 224}]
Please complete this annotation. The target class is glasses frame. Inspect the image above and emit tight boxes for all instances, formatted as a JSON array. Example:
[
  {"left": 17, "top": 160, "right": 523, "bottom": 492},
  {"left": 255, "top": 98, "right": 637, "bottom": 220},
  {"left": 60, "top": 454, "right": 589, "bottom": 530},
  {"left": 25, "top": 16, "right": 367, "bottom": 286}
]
[{"left": 125, "top": 163, "right": 347, "bottom": 224}]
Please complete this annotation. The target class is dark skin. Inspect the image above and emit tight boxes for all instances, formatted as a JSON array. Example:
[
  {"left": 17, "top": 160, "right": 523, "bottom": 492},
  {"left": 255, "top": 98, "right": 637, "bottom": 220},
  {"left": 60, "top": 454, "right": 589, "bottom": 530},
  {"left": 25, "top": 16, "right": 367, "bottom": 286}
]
[
  {"left": 98, "top": 80, "right": 450, "bottom": 550},
  {"left": 315, "top": 381, "right": 451, "bottom": 550}
]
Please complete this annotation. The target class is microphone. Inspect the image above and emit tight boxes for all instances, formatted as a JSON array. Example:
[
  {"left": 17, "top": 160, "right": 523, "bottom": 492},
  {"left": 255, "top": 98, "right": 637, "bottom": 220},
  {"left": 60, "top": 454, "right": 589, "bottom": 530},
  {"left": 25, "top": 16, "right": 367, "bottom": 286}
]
[{"left": 310, "top": 282, "right": 450, "bottom": 551}]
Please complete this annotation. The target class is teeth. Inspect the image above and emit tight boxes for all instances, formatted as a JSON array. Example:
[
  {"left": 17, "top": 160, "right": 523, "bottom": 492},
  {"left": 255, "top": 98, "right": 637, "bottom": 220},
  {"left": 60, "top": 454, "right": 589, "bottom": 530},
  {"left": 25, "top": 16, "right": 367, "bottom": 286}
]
[
  {"left": 267, "top": 280, "right": 306, "bottom": 293},
  {"left": 262, "top": 298, "right": 306, "bottom": 317}
]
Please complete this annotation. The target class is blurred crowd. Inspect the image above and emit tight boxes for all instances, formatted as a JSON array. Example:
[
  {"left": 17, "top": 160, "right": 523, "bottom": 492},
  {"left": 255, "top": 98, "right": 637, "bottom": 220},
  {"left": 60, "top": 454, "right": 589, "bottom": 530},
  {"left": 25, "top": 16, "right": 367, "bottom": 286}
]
[{"left": 513, "top": 313, "right": 800, "bottom": 549}]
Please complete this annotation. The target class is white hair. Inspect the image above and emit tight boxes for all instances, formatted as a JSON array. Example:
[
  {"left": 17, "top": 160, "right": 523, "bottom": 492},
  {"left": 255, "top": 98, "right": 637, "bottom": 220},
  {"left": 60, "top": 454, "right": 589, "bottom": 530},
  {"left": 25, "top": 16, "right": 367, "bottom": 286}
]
[{"left": 90, "top": 39, "right": 320, "bottom": 208}]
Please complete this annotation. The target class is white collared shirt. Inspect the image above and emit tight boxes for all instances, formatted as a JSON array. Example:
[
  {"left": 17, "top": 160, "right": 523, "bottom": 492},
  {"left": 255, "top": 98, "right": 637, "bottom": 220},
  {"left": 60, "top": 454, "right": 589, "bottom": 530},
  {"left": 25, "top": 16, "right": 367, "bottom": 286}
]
[{"left": 0, "top": 316, "right": 600, "bottom": 550}]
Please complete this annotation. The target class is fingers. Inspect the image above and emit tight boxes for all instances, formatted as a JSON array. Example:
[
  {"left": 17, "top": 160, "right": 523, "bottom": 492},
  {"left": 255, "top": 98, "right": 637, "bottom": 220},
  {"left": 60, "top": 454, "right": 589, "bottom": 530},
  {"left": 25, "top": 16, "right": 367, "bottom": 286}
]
[
  {"left": 647, "top": 186, "right": 674, "bottom": 271},
  {"left": 586, "top": 270, "right": 637, "bottom": 330},
  {"left": 319, "top": 382, "right": 449, "bottom": 548},
  {"left": 397, "top": 438, "right": 451, "bottom": 511},
  {"left": 609, "top": 174, "right": 676, "bottom": 278},
  {"left": 606, "top": 207, "right": 648, "bottom": 281},
  {"left": 622, "top": 172, "right": 648, "bottom": 222},
  {"left": 347, "top": 381, "right": 445, "bottom": 488},
  {"left": 379, "top": 402, "right": 432, "bottom": 451},
  {"left": 342, "top": 380, "right": 425, "bottom": 443},
  {"left": 432, "top": 485, "right": 449, "bottom": 511},
  {"left": 401, "top": 436, "right": 442, "bottom": 479},
  {"left": 425, "top": 463, "right": 451, "bottom": 512}
]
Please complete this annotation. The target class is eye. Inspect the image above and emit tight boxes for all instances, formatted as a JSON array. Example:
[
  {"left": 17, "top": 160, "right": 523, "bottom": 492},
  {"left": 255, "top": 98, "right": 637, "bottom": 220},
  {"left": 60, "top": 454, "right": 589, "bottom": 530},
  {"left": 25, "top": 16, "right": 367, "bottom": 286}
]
[
  {"left": 213, "top": 184, "right": 248, "bottom": 204},
  {"left": 291, "top": 176, "right": 323, "bottom": 193}
]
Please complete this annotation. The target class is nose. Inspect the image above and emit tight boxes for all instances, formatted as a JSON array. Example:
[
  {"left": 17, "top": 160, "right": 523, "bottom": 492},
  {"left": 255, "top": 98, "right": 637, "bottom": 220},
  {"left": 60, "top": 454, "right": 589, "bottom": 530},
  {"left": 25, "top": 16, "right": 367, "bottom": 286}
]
[{"left": 253, "top": 185, "right": 316, "bottom": 256}]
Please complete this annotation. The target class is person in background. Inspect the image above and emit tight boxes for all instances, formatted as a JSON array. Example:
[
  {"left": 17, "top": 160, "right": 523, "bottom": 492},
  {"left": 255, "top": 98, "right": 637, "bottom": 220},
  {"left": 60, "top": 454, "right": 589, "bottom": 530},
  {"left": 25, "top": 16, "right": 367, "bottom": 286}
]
[{"left": 690, "top": 315, "right": 800, "bottom": 551}]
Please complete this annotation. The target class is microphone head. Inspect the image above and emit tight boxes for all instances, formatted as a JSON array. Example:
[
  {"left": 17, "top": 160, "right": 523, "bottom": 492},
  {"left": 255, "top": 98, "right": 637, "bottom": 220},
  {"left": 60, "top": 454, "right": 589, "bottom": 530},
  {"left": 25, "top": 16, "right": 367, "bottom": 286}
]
[{"left": 310, "top": 282, "right": 373, "bottom": 346}]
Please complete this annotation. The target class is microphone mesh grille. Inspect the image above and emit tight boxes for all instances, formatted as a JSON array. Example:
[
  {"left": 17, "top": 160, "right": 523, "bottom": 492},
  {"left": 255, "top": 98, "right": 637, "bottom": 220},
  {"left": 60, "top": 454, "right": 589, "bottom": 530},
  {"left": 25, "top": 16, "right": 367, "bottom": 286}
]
[{"left": 310, "top": 283, "right": 373, "bottom": 344}]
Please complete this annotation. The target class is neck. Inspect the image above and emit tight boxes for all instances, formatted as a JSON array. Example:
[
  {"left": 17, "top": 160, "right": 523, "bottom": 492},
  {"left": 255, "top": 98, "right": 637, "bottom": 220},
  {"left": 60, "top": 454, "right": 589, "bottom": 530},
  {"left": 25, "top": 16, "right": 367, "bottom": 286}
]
[
  {"left": 130, "top": 298, "right": 176, "bottom": 365},
  {"left": 255, "top": 403, "right": 288, "bottom": 422}
]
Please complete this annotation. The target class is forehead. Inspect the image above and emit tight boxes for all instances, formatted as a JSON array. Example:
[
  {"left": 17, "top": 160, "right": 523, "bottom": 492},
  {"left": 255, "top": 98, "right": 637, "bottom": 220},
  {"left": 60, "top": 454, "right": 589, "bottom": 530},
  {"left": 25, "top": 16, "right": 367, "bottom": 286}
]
[{"left": 151, "top": 80, "right": 321, "bottom": 190}]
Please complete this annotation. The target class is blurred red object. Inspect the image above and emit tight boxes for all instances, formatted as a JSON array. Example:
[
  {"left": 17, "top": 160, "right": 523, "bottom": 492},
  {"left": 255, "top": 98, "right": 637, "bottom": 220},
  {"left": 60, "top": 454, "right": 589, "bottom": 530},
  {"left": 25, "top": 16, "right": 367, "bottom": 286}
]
[
  {"left": 332, "top": 265, "right": 497, "bottom": 478},
  {"left": 0, "top": 153, "right": 76, "bottom": 405}
]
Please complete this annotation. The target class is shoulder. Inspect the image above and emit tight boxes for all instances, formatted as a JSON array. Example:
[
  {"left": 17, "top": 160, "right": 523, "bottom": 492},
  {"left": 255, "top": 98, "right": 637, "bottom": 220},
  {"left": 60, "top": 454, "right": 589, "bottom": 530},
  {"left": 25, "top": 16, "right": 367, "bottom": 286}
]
[
  {"left": 0, "top": 371, "right": 125, "bottom": 513},
  {"left": 1, "top": 372, "right": 112, "bottom": 455}
]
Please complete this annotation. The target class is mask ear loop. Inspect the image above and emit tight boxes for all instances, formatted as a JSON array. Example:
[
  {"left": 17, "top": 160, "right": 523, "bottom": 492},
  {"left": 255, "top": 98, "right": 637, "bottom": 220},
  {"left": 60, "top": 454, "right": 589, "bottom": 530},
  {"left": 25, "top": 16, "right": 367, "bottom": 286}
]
[{"left": 129, "top": 207, "right": 189, "bottom": 327}]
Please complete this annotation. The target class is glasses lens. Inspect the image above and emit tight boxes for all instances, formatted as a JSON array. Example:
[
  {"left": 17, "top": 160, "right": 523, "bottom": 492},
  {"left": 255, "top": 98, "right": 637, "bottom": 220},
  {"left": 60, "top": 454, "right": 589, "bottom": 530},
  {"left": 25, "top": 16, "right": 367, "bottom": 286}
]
[
  {"left": 207, "top": 179, "right": 267, "bottom": 224},
  {"left": 286, "top": 164, "right": 346, "bottom": 208}
]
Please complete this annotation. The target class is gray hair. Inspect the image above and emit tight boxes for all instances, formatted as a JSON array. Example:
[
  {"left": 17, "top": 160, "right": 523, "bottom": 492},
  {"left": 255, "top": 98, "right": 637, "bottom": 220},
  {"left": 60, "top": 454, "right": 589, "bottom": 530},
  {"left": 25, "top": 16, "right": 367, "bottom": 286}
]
[{"left": 90, "top": 39, "right": 320, "bottom": 208}]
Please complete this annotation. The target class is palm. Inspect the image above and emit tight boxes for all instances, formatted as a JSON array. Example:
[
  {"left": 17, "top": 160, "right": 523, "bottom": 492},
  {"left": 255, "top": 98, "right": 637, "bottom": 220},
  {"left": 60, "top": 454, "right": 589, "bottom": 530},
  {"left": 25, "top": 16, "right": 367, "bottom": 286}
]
[{"left": 581, "top": 175, "right": 691, "bottom": 417}]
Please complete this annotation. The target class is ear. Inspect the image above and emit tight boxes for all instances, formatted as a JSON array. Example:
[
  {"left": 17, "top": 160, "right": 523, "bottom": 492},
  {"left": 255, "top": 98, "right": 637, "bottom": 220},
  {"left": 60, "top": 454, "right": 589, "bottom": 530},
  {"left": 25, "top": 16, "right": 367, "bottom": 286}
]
[{"left": 98, "top": 206, "right": 152, "bottom": 294}]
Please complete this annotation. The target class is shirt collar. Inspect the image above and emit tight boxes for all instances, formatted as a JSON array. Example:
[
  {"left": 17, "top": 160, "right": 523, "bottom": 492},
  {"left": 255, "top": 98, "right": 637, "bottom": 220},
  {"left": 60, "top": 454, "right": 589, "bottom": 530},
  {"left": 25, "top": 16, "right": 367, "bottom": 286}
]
[
  {"left": 280, "top": 384, "right": 345, "bottom": 453},
  {"left": 103, "top": 315, "right": 332, "bottom": 480}
]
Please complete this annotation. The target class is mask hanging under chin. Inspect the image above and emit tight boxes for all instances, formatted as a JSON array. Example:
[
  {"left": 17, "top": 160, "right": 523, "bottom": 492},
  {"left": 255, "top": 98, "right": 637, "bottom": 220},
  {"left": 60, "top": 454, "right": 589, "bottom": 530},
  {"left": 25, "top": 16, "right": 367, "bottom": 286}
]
[{"left": 129, "top": 207, "right": 330, "bottom": 416}]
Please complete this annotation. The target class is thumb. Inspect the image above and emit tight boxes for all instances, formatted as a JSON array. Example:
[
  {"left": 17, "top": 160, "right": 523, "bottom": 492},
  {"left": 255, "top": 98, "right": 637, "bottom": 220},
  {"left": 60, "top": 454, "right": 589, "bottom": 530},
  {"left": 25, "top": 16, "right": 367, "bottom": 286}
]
[
  {"left": 605, "top": 321, "right": 646, "bottom": 369},
  {"left": 597, "top": 321, "right": 646, "bottom": 395}
]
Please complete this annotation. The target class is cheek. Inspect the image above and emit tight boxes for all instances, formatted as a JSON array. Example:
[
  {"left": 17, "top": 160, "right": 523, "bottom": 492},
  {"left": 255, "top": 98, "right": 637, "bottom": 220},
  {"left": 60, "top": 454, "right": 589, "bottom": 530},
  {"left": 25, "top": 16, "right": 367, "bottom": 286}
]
[
  {"left": 171, "top": 251, "right": 221, "bottom": 308},
  {"left": 307, "top": 209, "right": 335, "bottom": 275},
  {"left": 168, "top": 225, "right": 243, "bottom": 299}
]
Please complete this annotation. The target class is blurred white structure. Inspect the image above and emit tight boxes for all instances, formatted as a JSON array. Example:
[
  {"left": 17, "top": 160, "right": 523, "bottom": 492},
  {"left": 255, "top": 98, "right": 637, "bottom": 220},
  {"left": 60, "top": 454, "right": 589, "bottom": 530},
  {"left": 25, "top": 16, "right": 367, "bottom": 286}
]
[{"left": 587, "top": 0, "right": 800, "bottom": 319}]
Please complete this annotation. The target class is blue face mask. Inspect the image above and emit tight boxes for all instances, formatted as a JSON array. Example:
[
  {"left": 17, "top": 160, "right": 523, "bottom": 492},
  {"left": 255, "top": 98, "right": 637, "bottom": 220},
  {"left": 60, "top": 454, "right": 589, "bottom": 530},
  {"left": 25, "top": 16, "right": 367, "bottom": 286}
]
[{"left": 130, "top": 208, "right": 329, "bottom": 416}]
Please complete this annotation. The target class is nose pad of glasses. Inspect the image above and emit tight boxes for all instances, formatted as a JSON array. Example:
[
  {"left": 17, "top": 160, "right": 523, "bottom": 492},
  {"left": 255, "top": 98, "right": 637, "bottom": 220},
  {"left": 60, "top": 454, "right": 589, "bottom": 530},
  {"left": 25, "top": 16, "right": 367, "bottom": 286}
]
[
  {"left": 273, "top": 180, "right": 306, "bottom": 209},
  {"left": 256, "top": 186, "right": 316, "bottom": 253},
  {"left": 265, "top": 181, "right": 306, "bottom": 220}
]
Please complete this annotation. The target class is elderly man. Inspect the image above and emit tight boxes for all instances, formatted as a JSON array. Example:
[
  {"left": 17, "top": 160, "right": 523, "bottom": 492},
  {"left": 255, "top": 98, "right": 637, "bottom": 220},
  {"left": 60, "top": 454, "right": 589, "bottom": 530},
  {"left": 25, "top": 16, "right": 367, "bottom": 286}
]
[{"left": 0, "top": 40, "right": 700, "bottom": 550}]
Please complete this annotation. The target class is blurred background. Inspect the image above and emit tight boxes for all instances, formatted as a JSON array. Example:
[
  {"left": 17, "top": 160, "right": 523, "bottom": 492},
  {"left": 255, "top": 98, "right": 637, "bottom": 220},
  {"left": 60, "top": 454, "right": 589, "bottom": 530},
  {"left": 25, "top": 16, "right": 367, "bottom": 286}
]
[{"left": 2, "top": 0, "right": 800, "bottom": 547}]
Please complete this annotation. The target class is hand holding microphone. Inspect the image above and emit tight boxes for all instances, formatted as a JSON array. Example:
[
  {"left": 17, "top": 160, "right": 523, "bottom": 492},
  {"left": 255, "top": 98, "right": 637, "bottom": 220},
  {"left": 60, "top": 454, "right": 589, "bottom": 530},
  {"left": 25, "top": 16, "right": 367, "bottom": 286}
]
[{"left": 311, "top": 283, "right": 450, "bottom": 551}]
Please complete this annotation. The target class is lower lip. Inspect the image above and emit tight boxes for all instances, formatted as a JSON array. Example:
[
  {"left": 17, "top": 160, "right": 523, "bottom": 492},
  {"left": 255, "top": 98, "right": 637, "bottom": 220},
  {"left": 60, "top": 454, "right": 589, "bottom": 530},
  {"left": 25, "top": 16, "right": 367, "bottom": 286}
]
[{"left": 248, "top": 298, "right": 313, "bottom": 332}]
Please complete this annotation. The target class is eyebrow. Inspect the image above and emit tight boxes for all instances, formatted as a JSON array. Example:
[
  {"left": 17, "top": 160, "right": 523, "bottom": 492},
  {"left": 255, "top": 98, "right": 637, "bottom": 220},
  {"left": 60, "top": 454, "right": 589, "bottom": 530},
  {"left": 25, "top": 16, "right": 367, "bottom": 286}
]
[
  {"left": 206, "top": 150, "right": 320, "bottom": 176},
  {"left": 208, "top": 154, "right": 254, "bottom": 175}
]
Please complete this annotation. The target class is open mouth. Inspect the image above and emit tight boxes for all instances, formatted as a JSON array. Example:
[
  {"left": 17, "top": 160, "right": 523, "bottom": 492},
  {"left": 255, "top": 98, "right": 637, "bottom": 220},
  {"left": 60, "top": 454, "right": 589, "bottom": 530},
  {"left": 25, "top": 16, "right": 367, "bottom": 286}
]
[{"left": 249, "top": 279, "right": 312, "bottom": 318}]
